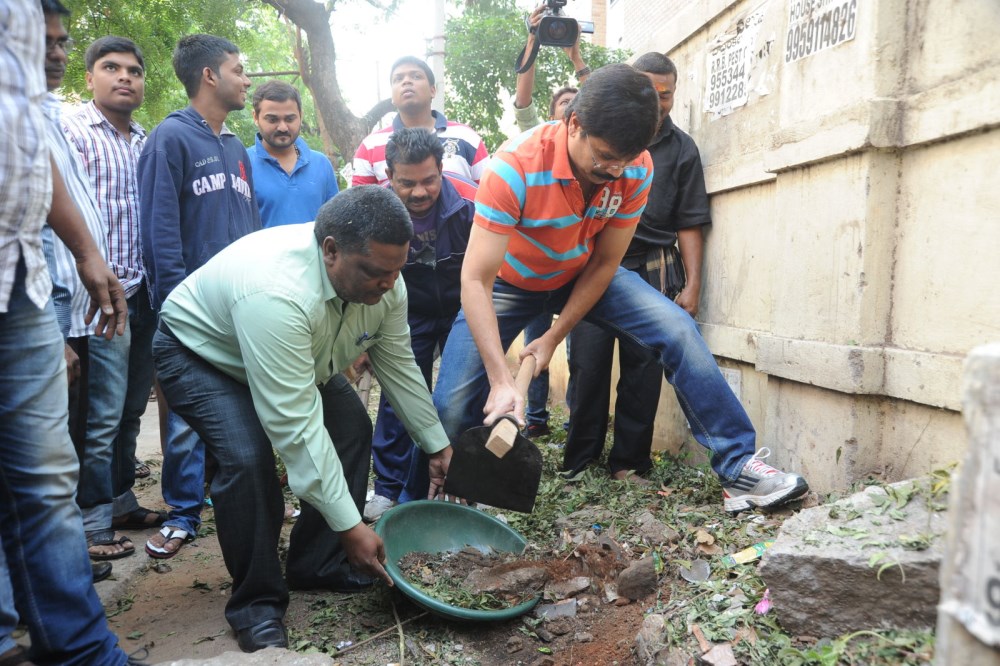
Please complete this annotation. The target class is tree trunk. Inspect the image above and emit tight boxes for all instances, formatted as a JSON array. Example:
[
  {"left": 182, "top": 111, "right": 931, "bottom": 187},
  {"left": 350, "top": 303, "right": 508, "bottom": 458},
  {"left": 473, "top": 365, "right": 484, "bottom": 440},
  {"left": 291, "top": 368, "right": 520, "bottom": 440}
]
[{"left": 261, "top": 0, "right": 391, "bottom": 163}]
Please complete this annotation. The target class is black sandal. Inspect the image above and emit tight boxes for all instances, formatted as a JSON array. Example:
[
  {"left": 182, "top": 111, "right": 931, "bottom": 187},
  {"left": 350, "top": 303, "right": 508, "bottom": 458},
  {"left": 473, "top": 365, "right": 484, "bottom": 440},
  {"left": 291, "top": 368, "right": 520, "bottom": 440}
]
[
  {"left": 111, "top": 507, "right": 167, "bottom": 530},
  {"left": 87, "top": 532, "right": 135, "bottom": 561}
]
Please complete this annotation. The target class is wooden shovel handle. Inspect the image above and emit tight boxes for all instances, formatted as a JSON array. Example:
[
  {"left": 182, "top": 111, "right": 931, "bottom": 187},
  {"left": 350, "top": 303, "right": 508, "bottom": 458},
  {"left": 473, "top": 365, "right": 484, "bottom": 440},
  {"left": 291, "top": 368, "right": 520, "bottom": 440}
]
[{"left": 514, "top": 355, "right": 537, "bottom": 399}]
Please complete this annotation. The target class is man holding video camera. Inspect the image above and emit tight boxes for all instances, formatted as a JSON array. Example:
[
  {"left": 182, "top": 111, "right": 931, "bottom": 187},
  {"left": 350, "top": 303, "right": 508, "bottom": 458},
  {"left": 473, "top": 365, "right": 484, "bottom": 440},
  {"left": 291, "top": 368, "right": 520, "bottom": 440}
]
[{"left": 512, "top": 3, "right": 592, "bottom": 439}]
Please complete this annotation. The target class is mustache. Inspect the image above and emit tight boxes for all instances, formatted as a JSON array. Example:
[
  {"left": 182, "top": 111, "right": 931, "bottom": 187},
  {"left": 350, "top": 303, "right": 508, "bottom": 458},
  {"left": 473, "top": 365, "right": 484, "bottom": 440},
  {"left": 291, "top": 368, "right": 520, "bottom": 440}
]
[{"left": 593, "top": 172, "right": 622, "bottom": 182}]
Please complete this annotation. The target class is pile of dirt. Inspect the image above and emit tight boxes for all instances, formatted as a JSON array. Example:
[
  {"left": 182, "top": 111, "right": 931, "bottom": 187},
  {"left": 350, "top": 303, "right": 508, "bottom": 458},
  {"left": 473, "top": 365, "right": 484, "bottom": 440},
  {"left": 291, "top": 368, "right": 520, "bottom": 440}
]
[{"left": 397, "top": 539, "right": 632, "bottom": 613}]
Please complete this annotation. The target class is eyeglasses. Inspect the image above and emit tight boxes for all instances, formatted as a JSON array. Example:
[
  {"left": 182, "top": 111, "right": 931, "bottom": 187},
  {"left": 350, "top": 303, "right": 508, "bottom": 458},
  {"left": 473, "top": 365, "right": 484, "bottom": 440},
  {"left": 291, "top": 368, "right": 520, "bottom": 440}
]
[
  {"left": 585, "top": 134, "right": 627, "bottom": 173},
  {"left": 46, "top": 37, "right": 75, "bottom": 55}
]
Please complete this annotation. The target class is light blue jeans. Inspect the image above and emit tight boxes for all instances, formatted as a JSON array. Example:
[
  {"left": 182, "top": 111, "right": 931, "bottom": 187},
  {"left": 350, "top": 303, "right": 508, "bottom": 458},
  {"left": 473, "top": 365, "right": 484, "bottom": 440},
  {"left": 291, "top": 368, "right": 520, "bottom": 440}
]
[
  {"left": 160, "top": 409, "right": 204, "bottom": 535},
  {"left": 0, "top": 259, "right": 126, "bottom": 665},
  {"left": 82, "top": 283, "right": 156, "bottom": 532},
  {"left": 432, "top": 268, "right": 755, "bottom": 483}
]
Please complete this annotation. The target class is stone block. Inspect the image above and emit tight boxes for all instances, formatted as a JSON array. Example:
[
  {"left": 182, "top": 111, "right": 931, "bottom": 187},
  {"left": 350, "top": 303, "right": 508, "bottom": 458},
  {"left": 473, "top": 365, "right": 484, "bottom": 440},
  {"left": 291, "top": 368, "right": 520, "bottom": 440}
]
[
  {"left": 618, "top": 557, "right": 658, "bottom": 600},
  {"left": 155, "top": 648, "right": 335, "bottom": 665},
  {"left": 760, "top": 477, "right": 948, "bottom": 636}
]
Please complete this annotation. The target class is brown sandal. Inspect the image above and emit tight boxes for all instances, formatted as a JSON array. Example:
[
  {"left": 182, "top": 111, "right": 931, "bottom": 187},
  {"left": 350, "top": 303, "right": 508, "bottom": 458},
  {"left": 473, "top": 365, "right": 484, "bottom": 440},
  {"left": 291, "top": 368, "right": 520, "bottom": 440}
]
[{"left": 0, "top": 645, "right": 37, "bottom": 666}]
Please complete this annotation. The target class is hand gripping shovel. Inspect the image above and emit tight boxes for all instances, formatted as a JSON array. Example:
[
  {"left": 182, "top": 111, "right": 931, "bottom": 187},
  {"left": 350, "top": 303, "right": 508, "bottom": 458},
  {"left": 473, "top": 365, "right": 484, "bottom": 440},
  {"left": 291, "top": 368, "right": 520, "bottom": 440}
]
[{"left": 443, "top": 356, "right": 543, "bottom": 513}]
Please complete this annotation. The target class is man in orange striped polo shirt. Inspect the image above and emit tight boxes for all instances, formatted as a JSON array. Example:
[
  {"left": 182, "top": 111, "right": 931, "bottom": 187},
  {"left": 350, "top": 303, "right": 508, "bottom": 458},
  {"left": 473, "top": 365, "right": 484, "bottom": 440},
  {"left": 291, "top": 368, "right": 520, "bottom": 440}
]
[{"left": 431, "top": 64, "right": 808, "bottom": 512}]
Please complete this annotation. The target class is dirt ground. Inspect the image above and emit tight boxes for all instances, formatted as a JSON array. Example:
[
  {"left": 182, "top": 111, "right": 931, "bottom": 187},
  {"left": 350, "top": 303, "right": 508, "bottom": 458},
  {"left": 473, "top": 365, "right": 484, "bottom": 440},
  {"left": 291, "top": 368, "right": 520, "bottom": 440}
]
[
  {"left": 108, "top": 507, "right": 649, "bottom": 665},
  {"left": 112, "top": 409, "right": 653, "bottom": 666}
]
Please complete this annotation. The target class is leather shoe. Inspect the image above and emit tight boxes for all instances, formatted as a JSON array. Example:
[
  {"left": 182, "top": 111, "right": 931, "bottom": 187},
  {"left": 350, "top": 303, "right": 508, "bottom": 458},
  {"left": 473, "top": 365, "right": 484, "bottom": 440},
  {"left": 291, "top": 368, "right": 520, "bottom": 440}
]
[
  {"left": 92, "top": 561, "right": 113, "bottom": 583},
  {"left": 236, "top": 618, "right": 288, "bottom": 653},
  {"left": 287, "top": 570, "right": 376, "bottom": 593},
  {"left": 327, "top": 571, "right": 376, "bottom": 593}
]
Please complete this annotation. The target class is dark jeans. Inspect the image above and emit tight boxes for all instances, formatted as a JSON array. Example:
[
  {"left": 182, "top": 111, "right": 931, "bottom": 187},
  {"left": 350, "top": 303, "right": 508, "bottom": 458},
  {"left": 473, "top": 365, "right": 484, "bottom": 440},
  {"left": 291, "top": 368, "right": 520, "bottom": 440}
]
[
  {"left": 153, "top": 328, "right": 372, "bottom": 629},
  {"left": 66, "top": 336, "right": 89, "bottom": 462},
  {"left": 563, "top": 320, "right": 661, "bottom": 476},
  {"left": 522, "top": 314, "right": 552, "bottom": 427},
  {"left": 370, "top": 313, "right": 451, "bottom": 501},
  {"left": 563, "top": 262, "right": 673, "bottom": 476}
]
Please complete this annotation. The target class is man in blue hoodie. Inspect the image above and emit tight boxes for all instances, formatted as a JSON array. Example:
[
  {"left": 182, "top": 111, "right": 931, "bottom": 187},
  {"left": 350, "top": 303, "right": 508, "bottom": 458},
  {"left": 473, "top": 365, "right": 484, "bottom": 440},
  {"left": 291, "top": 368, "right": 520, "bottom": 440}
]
[
  {"left": 138, "top": 33, "right": 261, "bottom": 560},
  {"left": 356, "top": 127, "right": 477, "bottom": 525}
]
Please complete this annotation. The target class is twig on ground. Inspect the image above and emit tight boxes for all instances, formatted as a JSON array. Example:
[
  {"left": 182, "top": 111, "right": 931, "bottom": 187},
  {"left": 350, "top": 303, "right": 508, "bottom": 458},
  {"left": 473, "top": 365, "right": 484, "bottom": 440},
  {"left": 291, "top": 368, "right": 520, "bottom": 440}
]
[
  {"left": 392, "top": 599, "right": 405, "bottom": 665},
  {"left": 333, "top": 611, "right": 428, "bottom": 657}
]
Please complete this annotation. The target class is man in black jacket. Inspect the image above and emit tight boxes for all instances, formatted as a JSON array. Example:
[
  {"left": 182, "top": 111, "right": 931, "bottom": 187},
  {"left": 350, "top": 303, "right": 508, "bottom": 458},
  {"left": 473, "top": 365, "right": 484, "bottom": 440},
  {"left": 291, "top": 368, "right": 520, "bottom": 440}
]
[{"left": 362, "top": 128, "right": 478, "bottom": 522}]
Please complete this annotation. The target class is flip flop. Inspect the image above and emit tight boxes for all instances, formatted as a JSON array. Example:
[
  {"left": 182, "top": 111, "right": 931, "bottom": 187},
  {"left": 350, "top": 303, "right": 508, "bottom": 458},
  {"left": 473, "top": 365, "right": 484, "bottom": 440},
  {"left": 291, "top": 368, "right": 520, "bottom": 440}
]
[
  {"left": 612, "top": 469, "right": 655, "bottom": 487},
  {"left": 0, "top": 645, "right": 33, "bottom": 666},
  {"left": 112, "top": 507, "right": 167, "bottom": 530},
  {"left": 135, "top": 460, "right": 151, "bottom": 479},
  {"left": 88, "top": 533, "right": 135, "bottom": 561},
  {"left": 145, "top": 526, "right": 194, "bottom": 559}
]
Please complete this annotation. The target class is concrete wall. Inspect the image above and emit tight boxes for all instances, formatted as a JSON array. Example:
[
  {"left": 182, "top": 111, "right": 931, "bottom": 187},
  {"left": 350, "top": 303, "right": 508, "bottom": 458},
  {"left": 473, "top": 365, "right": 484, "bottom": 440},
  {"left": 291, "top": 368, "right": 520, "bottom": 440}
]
[{"left": 534, "top": 0, "right": 1000, "bottom": 493}]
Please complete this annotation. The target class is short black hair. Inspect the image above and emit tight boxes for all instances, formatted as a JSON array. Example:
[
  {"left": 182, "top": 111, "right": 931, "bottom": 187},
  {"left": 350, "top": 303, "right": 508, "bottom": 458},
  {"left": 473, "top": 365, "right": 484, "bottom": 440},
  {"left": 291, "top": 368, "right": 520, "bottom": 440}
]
[
  {"left": 40, "top": 0, "right": 69, "bottom": 16},
  {"left": 389, "top": 56, "right": 435, "bottom": 87},
  {"left": 84, "top": 36, "right": 145, "bottom": 73},
  {"left": 632, "top": 52, "right": 678, "bottom": 79},
  {"left": 385, "top": 128, "right": 443, "bottom": 171},
  {"left": 548, "top": 86, "right": 577, "bottom": 119},
  {"left": 252, "top": 79, "right": 301, "bottom": 114},
  {"left": 564, "top": 63, "right": 659, "bottom": 157},
  {"left": 314, "top": 185, "right": 412, "bottom": 255},
  {"left": 172, "top": 34, "right": 239, "bottom": 99}
]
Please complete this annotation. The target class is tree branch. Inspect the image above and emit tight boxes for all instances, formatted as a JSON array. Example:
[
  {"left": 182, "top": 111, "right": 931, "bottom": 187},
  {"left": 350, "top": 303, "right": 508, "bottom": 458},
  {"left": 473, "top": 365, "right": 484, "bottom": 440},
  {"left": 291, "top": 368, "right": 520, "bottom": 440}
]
[
  {"left": 247, "top": 70, "right": 301, "bottom": 77},
  {"left": 363, "top": 98, "right": 395, "bottom": 132}
]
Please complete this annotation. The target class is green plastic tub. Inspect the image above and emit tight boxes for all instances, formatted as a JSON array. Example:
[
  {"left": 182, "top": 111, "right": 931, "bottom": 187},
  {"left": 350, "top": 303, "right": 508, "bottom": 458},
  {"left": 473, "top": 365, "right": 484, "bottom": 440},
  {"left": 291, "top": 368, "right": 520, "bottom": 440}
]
[{"left": 374, "top": 500, "right": 541, "bottom": 621}]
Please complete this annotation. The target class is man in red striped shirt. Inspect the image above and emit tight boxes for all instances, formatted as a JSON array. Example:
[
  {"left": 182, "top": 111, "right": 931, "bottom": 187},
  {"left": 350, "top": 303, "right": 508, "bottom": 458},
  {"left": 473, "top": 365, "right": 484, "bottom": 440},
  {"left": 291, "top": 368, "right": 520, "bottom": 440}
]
[
  {"left": 433, "top": 64, "right": 809, "bottom": 513},
  {"left": 351, "top": 56, "right": 489, "bottom": 187}
]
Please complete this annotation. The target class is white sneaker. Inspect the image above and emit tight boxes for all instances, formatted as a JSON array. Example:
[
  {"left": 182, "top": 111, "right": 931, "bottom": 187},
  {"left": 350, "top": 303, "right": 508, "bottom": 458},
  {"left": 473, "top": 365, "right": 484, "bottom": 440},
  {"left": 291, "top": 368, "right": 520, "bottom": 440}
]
[
  {"left": 722, "top": 448, "right": 809, "bottom": 513},
  {"left": 362, "top": 494, "right": 396, "bottom": 523}
]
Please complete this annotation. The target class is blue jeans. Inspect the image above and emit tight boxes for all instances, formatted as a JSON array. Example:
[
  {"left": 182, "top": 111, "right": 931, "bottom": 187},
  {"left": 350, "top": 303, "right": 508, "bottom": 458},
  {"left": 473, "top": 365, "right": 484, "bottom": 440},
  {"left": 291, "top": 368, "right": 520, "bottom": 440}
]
[
  {"left": 522, "top": 314, "right": 552, "bottom": 427},
  {"left": 82, "top": 283, "right": 156, "bottom": 532},
  {"left": 432, "top": 269, "right": 755, "bottom": 483},
  {"left": 370, "top": 313, "right": 451, "bottom": 502},
  {"left": 0, "top": 259, "right": 126, "bottom": 665},
  {"left": 160, "top": 409, "right": 204, "bottom": 535}
]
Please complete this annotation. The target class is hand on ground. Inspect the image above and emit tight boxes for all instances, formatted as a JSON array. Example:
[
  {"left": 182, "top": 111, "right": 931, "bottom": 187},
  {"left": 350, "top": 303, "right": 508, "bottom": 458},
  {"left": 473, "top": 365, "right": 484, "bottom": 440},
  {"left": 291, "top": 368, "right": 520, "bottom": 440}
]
[{"left": 341, "top": 523, "right": 393, "bottom": 587}]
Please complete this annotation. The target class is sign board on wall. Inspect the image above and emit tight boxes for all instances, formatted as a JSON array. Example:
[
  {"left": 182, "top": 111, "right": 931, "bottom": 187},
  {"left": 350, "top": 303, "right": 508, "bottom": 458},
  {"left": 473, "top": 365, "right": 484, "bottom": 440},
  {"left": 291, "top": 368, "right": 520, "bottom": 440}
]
[
  {"left": 704, "top": 5, "right": 767, "bottom": 116},
  {"left": 785, "top": 0, "right": 859, "bottom": 63}
]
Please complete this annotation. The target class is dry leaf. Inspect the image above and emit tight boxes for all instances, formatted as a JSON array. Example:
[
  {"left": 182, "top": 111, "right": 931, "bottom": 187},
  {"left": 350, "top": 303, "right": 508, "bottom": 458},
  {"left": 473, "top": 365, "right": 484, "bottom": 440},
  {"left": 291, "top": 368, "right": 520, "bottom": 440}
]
[
  {"left": 733, "top": 626, "right": 758, "bottom": 646},
  {"left": 695, "top": 529, "right": 715, "bottom": 545},
  {"left": 701, "top": 643, "right": 738, "bottom": 666},
  {"left": 690, "top": 623, "right": 711, "bottom": 653},
  {"left": 696, "top": 543, "right": 724, "bottom": 556}
]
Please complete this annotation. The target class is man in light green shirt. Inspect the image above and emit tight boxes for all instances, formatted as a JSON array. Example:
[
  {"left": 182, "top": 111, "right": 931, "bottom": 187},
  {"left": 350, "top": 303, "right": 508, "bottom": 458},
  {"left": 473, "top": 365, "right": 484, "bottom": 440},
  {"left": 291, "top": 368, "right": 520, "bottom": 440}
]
[{"left": 153, "top": 185, "right": 452, "bottom": 653}]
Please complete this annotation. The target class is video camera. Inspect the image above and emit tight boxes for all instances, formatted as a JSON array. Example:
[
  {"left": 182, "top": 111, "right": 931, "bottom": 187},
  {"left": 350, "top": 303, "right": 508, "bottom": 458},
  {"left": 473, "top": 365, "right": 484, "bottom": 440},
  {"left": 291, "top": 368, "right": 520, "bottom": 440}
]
[{"left": 536, "top": 0, "right": 594, "bottom": 48}]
